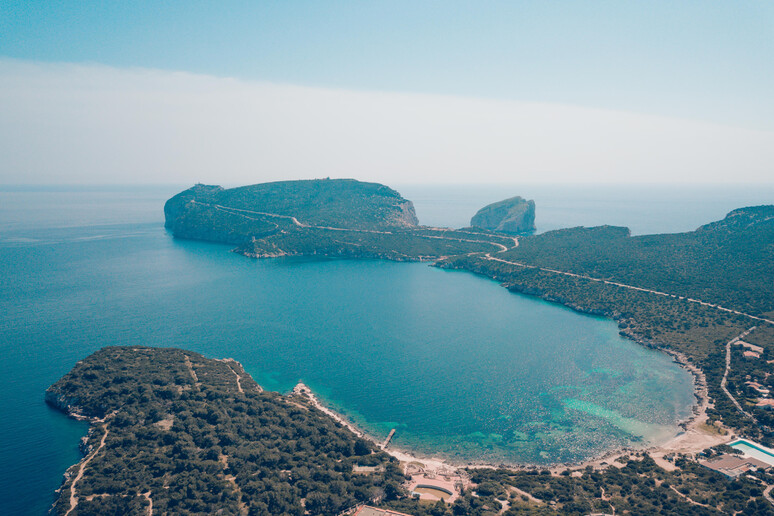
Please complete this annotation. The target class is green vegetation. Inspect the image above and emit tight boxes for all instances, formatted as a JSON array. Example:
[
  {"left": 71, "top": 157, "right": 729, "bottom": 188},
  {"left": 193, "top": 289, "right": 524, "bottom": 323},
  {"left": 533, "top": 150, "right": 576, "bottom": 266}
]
[
  {"left": 386, "top": 454, "right": 774, "bottom": 515},
  {"left": 164, "top": 180, "right": 514, "bottom": 259},
  {"left": 165, "top": 179, "right": 419, "bottom": 233},
  {"left": 47, "top": 347, "right": 405, "bottom": 515},
  {"left": 470, "top": 195, "right": 536, "bottom": 234},
  {"left": 489, "top": 206, "right": 774, "bottom": 316}
]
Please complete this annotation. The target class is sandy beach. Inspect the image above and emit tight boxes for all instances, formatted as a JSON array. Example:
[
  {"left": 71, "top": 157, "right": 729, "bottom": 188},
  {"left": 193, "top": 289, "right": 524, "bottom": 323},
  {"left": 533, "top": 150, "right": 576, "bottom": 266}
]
[{"left": 289, "top": 344, "right": 731, "bottom": 478}]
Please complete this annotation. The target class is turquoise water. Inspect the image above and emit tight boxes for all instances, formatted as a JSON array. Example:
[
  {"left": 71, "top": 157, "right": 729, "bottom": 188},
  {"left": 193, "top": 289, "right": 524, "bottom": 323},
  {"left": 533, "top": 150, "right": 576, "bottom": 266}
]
[{"left": 1, "top": 184, "right": 771, "bottom": 514}]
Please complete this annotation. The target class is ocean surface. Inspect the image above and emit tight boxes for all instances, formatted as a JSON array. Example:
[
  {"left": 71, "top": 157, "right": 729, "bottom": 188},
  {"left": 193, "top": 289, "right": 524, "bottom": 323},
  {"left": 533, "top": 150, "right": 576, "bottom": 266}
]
[{"left": 1, "top": 183, "right": 773, "bottom": 515}]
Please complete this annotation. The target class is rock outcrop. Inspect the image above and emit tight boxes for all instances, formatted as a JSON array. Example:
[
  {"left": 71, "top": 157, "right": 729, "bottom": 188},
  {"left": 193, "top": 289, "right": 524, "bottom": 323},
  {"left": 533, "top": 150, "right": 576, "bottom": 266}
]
[{"left": 470, "top": 196, "right": 536, "bottom": 234}]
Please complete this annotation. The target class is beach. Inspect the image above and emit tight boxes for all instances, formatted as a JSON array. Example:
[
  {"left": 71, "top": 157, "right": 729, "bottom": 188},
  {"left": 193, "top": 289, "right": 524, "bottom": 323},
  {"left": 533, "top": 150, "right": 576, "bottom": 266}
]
[{"left": 290, "top": 344, "right": 730, "bottom": 478}]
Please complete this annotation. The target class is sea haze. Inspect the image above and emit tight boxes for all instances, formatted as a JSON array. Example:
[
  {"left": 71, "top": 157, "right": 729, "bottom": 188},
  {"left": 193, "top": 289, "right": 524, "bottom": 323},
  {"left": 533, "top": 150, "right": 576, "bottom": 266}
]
[{"left": 2, "top": 183, "right": 771, "bottom": 515}]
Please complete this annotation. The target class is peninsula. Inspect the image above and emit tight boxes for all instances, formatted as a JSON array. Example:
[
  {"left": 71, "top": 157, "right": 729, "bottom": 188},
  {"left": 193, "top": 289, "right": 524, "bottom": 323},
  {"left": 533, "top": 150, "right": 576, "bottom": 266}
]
[
  {"left": 164, "top": 179, "right": 517, "bottom": 260},
  {"left": 46, "top": 346, "right": 405, "bottom": 515}
]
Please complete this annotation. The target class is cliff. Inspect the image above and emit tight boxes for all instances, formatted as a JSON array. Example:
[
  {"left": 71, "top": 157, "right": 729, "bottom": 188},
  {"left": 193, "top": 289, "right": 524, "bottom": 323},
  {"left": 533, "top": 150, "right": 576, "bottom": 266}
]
[{"left": 470, "top": 196, "right": 536, "bottom": 234}]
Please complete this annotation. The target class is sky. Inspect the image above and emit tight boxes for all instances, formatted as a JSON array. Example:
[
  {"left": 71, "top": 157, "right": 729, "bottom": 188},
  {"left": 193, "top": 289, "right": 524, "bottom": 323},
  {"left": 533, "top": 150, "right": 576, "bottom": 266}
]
[{"left": 1, "top": 1, "right": 773, "bottom": 185}]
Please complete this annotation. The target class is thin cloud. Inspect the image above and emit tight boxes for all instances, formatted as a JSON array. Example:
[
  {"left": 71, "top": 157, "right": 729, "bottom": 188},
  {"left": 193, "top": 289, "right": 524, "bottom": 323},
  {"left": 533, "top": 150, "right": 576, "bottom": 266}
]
[{"left": 1, "top": 59, "right": 772, "bottom": 185}]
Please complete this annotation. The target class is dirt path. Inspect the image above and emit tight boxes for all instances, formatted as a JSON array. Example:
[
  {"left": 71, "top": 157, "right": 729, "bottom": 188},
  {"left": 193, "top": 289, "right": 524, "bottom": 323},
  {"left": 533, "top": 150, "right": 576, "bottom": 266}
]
[
  {"left": 192, "top": 201, "right": 303, "bottom": 227},
  {"left": 64, "top": 420, "right": 112, "bottom": 516},
  {"left": 508, "top": 485, "right": 543, "bottom": 504},
  {"left": 764, "top": 484, "right": 774, "bottom": 507},
  {"left": 142, "top": 491, "right": 153, "bottom": 516},
  {"left": 192, "top": 201, "right": 522, "bottom": 250},
  {"left": 669, "top": 486, "right": 712, "bottom": 508},
  {"left": 183, "top": 354, "right": 200, "bottom": 389},
  {"left": 219, "top": 454, "right": 248, "bottom": 515},
  {"left": 415, "top": 233, "right": 509, "bottom": 251},
  {"left": 221, "top": 359, "right": 244, "bottom": 394},
  {"left": 721, "top": 327, "right": 757, "bottom": 419},
  {"left": 194, "top": 201, "right": 393, "bottom": 234}
]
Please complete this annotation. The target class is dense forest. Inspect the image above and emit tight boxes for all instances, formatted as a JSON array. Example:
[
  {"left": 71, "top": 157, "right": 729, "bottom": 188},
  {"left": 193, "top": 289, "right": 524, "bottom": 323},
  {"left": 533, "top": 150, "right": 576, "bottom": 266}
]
[
  {"left": 47, "top": 347, "right": 405, "bottom": 515},
  {"left": 484, "top": 206, "right": 774, "bottom": 316}
]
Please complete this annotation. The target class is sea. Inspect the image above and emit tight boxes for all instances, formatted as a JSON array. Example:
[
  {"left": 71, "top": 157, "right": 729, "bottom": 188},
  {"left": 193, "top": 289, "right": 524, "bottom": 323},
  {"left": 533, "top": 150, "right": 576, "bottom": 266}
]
[{"left": 1, "top": 182, "right": 773, "bottom": 515}]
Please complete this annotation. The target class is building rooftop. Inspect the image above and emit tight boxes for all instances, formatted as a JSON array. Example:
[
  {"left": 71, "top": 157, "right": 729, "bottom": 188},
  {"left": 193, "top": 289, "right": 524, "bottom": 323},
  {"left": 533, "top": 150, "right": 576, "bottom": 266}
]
[{"left": 700, "top": 454, "right": 771, "bottom": 477}]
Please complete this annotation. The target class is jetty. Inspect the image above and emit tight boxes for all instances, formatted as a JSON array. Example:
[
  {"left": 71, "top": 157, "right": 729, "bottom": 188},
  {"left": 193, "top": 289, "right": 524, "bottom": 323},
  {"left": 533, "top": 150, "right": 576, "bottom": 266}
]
[{"left": 382, "top": 429, "right": 396, "bottom": 449}]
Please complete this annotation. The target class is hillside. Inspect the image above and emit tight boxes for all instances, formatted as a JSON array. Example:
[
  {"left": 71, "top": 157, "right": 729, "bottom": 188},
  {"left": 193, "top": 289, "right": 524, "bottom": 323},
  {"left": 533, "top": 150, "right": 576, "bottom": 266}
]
[
  {"left": 480, "top": 207, "right": 774, "bottom": 317},
  {"left": 164, "top": 179, "right": 515, "bottom": 260},
  {"left": 470, "top": 196, "right": 536, "bottom": 234},
  {"left": 46, "top": 347, "right": 405, "bottom": 515},
  {"left": 164, "top": 179, "right": 419, "bottom": 241}
]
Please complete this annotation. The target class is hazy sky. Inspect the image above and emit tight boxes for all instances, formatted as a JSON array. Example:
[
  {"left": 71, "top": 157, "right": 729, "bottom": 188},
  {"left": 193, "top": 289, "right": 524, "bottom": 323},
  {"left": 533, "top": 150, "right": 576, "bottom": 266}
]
[{"left": 1, "top": 1, "right": 772, "bottom": 184}]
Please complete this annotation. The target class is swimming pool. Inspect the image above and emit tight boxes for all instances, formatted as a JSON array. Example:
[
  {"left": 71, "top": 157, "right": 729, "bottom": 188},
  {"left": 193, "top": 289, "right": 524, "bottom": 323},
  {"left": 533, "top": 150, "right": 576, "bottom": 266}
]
[{"left": 730, "top": 439, "right": 774, "bottom": 467}]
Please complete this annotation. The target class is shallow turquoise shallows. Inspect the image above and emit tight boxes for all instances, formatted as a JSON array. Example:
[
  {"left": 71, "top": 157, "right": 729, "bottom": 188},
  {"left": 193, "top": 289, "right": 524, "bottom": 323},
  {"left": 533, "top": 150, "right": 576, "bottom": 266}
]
[{"left": 8, "top": 183, "right": 773, "bottom": 515}]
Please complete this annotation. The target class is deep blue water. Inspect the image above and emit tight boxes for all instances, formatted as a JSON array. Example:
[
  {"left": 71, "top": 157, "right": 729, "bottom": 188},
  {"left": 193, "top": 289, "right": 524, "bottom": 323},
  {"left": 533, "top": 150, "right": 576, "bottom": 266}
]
[{"left": 1, "top": 183, "right": 772, "bottom": 515}]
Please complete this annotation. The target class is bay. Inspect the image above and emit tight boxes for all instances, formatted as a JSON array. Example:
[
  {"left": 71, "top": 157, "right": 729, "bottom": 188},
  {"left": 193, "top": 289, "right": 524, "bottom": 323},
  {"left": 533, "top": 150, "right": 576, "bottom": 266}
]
[{"left": 2, "top": 182, "right": 770, "bottom": 514}]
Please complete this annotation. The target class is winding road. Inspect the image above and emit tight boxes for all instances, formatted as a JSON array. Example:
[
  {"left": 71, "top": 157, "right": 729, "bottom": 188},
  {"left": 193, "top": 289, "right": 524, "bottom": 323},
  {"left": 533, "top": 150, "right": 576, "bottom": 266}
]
[
  {"left": 193, "top": 199, "right": 774, "bottom": 329},
  {"left": 190, "top": 201, "right": 514, "bottom": 252},
  {"left": 480, "top": 254, "right": 774, "bottom": 326}
]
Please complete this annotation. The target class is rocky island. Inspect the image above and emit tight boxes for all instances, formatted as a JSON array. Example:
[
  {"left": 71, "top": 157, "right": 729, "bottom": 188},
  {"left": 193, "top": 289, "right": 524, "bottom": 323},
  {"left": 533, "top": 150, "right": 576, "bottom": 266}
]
[{"left": 470, "top": 196, "right": 536, "bottom": 234}]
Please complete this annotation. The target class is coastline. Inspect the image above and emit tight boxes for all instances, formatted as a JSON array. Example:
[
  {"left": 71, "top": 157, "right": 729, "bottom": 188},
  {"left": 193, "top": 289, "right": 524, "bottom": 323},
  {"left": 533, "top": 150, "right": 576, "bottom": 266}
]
[
  {"left": 46, "top": 351, "right": 729, "bottom": 513},
  {"left": 291, "top": 382, "right": 455, "bottom": 473},
  {"left": 289, "top": 341, "right": 728, "bottom": 477}
]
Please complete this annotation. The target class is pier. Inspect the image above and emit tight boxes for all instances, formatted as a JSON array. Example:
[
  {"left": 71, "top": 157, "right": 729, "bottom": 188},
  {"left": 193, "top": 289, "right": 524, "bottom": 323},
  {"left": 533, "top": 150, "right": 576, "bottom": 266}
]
[{"left": 382, "top": 429, "right": 396, "bottom": 449}]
